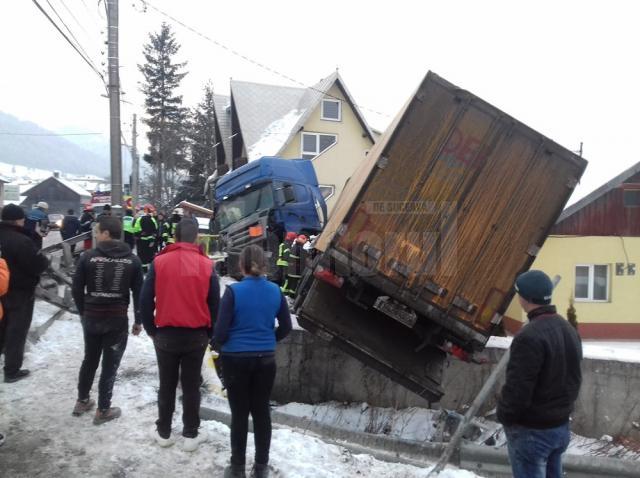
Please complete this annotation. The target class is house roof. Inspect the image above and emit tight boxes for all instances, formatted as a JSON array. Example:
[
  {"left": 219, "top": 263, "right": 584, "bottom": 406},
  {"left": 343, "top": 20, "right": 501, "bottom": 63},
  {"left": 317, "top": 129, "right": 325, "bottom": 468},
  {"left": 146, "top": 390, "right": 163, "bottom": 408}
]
[
  {"left": 557, "top": 160, "right": 640, "bottom": 223},
  {"left": 21, "top": 175, "right": 92, "bottom": 198},
  {"left": 230, "top": 72, "right": 375, "bottom": 162},
  {"left": 213, "top": 94, "right": 232, "bottom": 164}
]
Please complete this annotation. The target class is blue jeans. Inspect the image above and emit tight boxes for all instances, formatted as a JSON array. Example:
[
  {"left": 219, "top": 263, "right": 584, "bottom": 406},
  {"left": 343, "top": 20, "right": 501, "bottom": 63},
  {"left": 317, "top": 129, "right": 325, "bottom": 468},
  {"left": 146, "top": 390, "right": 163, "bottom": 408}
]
[{"left": 505, "top": 422, "right": 570, "bottom": 478}]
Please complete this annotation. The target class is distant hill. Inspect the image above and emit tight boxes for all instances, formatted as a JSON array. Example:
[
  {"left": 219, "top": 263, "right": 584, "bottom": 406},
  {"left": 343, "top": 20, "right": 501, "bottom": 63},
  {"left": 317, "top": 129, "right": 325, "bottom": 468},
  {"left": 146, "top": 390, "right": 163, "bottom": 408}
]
[{"left": 0, "top": 112, "right": 110, "bottom": 176}]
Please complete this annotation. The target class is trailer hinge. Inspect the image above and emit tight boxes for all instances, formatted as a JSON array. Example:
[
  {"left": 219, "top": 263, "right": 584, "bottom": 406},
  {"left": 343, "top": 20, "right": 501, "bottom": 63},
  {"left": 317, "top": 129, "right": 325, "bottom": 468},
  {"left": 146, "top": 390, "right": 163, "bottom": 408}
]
[
  {"left": 360, "top": 243, "right": 382, "bottom": 262},
  {"left": 374, "top": 296, "right": 418, "bottom": 328},
  {"left": 451, "top": 295, "right": 478, "bottom": 314},
  {"left": 337, "top": 223, "right": 348, "bottom": 236},
  {"left": 376, "top": 156, "right": 389, "bottom": 170},
  {"left": 388, "top": 259, "right": 410, "bottom": 278},
  {"left": 423, "top": 280, "right": 448, "bottom": 298},
  {"left": 527, "top": 244, "right": 541, "bottom": 257},
  {"left": 490, "top": 313, "right": 503, "bottom": 325}
]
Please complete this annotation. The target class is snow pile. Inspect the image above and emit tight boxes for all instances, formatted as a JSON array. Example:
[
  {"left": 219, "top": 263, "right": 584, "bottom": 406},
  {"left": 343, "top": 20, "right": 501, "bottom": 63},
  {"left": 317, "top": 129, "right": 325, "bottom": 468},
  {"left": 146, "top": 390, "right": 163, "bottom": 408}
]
[
  {"left": 246, "top": 110, "right": 304, "bottom": 162},
  {"left": 487, "top": 335, "right": 640, "bottom": 364},
  {"left": 0, "top": 304, "right": 479, "bottom": 477}
]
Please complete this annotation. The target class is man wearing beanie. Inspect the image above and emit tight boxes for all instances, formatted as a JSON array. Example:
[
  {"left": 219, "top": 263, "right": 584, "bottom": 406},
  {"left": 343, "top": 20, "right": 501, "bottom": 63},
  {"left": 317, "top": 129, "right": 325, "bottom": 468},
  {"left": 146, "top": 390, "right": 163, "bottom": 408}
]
[
  {"left": 0, "top": 205, "right": 49, "bottom": 383},
  {"left": 497, "top": 270, "right": 582, "bottom": 478}
]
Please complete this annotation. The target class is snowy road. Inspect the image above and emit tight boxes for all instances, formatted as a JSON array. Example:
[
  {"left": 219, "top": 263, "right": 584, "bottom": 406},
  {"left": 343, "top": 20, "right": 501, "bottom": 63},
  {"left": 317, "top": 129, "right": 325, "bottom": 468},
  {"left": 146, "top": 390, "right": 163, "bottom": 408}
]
[{"left": 0, "top": 304, "right": 479, "bottom": 478}]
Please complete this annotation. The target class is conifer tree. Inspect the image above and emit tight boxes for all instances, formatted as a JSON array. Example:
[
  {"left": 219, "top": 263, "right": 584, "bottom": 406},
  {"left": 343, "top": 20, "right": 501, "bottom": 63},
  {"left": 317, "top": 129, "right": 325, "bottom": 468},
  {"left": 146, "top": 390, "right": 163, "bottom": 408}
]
[
  {"left": 174, "top": 83, "right": 219, "bottom": 205},
  {"left": 138, "top": 23, "right": 188, "bottom": 205}
]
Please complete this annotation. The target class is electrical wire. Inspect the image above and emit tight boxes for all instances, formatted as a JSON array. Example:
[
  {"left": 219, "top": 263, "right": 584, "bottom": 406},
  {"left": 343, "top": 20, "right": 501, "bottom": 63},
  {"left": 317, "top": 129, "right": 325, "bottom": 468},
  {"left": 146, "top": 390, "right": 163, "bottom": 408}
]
[
  {"left": 138, "top": 0, "right": 391, "bottom": 119},
  {"left": 32, "top": 0, "right": 107, "bottom": 90}
]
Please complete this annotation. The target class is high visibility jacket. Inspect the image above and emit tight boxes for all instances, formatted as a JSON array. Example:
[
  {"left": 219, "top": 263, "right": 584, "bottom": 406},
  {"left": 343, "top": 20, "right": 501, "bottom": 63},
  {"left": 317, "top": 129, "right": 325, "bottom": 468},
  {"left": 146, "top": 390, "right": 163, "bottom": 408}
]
[
  {"left": 276, "top": 242, "right": 290, "bottom": 267},
  {"left": 135, "top": 215, "right": 158, "bottom": 241},
  {"left": 162, "top": 221, "right": 178, "bottom": 244},
  {"left": 122, "top": 216, "right": 136, "bottom": 234},
  {"left": 287, "top": 243, "right": 307, "bottom": 278}
]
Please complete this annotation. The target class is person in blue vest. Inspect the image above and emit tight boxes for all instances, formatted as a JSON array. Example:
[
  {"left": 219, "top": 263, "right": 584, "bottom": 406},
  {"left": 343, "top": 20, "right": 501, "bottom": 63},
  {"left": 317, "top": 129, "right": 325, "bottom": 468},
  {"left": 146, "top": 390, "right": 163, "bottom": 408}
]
[
  {"left": 24, "top": 201, "right": 50, "bottom": 250},
  {"left": 214, "top": 245, "right": 292, "bottom": 478}
]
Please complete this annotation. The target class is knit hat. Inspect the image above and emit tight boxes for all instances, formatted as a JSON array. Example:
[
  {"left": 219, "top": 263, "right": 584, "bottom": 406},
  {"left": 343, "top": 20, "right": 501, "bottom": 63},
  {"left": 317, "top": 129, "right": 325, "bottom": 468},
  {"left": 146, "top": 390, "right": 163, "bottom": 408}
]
[
  {"left": 515, "top": 270, "right": 553, "bottom": 305},
  {"left": 1, "top": 204, "right": 26, "bottom": 221}
]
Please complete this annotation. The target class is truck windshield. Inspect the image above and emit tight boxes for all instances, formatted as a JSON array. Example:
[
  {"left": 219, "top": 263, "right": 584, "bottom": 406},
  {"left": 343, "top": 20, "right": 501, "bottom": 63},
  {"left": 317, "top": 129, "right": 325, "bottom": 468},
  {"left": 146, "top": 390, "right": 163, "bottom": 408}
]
[{"left": 216, "top": 184, "right": 274, "bottom": 230}]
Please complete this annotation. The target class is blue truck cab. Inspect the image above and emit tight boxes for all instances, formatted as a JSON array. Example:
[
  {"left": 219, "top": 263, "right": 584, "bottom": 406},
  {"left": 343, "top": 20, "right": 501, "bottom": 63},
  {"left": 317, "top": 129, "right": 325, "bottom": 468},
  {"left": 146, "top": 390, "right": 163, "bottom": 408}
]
[{"left": 212, "top": 156, "right": 327, "bottom": 278}]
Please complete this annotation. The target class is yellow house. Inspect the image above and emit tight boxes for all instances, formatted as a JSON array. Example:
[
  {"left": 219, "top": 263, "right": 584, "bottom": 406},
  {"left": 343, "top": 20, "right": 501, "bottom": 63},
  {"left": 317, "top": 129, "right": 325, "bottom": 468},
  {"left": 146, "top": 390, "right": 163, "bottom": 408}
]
[
  {"left": 215, "top": 72, "right": 376, "bottom": 214},
  {"left": 504, "top": 162, "right": 640, "bottom": 339}
]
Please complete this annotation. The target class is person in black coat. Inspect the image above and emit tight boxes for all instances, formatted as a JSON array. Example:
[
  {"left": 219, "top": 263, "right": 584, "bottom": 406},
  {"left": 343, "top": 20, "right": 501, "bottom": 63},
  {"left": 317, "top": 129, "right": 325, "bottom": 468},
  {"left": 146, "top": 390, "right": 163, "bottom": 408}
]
[
  {"left": 61, "top": 209, "right": 81, "bottom": 253},
  {"left": 497, "top": 270, "right": 582, "bottom": 478},
  {"left": 0, "top": 205, "right": 49, "bottom": 383}
]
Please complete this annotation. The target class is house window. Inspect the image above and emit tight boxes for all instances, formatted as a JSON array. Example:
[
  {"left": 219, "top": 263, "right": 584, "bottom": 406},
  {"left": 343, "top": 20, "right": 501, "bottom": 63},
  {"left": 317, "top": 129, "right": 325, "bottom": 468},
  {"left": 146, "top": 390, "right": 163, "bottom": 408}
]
[
  {"left": 301, "top": 133, "right": 337, "bottom": 160},
  {"left": 575, "top": 264, "right": 609, "bottom": 301},
  {"left": 321, "top": 99, "right": 342, "bottom": 121},
  {"left": 319, "top": 185, "right": 335, "bottom": 201},
  {"left": 623, "top": 189, "right": 640, "bottom": 207}
]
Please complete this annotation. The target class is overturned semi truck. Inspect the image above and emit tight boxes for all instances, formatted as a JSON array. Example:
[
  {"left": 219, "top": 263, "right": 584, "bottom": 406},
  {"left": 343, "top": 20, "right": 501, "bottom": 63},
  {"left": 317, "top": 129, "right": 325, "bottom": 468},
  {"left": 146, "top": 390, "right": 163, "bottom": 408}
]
[{"left": 294, "top": 72, "right": 588, "bottom": 402}]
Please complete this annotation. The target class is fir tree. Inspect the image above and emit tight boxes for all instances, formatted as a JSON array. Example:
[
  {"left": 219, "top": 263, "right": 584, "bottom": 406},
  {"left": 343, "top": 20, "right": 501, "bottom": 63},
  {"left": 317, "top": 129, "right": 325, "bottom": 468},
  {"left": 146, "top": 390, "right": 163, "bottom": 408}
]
[
  {"left": 174, "top": 83, "right": 219, "bottom": 205},
  {"left": 138, "top": 23, "right": 188, "bottom": 205}
]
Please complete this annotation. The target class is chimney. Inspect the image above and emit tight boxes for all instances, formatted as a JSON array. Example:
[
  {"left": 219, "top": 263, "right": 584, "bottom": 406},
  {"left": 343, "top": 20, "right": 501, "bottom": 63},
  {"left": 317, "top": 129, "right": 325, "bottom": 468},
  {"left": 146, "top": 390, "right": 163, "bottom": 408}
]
[{"left": 53, "top": 170, "right": 61, "bottom": 178}]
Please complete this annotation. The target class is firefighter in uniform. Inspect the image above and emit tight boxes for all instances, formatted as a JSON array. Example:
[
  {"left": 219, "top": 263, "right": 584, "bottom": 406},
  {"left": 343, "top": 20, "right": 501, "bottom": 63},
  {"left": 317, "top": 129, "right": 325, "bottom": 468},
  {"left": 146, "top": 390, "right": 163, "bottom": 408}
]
[
  {"left": 161, "top": 208, "right": 183, "bottom": 247},
  {"left": 283, "top": 234, "right": 308, "bottom": 297},
  {"left": 134, "top": 205, "right": 158, "bottom": 273},
  {"left": 122, "top": 209, "right": 136, "bottom": 250},
  {"left": 276, "top": 231, "right": 297, "bottom": 288}
]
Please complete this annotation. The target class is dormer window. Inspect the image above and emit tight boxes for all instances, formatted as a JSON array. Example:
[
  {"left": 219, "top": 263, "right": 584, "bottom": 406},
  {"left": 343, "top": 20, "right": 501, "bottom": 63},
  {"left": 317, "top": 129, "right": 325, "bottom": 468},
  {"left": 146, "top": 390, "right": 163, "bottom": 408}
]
[{"left": 321, "top": 99, "right": 342, "bottom": 121}]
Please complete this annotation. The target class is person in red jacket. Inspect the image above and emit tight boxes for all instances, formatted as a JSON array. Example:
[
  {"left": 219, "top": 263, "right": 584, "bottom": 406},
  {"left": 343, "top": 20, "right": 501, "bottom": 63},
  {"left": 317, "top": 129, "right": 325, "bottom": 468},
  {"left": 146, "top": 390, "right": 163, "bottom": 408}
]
[{"left": 140, "top": 219, "right": 220, "bottom": 452}]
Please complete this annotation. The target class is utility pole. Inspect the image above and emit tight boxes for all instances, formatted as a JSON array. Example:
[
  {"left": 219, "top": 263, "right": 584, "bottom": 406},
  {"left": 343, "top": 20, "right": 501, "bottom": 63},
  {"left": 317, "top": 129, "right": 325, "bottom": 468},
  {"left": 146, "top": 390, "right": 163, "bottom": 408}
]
[
  {"left": 131, "top": 113, "right": 139, "bottom": 207},
  {"left": 107, "top": 0, "right": 122, "bottom": 206}
]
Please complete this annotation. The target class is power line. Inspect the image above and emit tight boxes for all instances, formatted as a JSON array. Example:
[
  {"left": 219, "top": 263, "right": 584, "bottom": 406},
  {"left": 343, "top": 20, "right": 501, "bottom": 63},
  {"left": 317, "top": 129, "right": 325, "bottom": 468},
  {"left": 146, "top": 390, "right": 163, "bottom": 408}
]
[
  {"left": 32, "top": 0, "right": 107, "bottom": 90},
  {"left": 138, "top": 0, "right": 391, "bottom": 119},
  {"left": 44, "top": 0, "right": 98, "bottom": 74},
  {"left": 0, "top": 132, "right": 104, "bottom": 136}
]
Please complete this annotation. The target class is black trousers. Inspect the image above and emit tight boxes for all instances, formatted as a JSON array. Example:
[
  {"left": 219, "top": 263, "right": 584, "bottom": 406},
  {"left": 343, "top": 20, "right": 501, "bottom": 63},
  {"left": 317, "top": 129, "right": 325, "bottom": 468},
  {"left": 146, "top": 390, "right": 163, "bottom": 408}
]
[
  {"left": 77, "top": 317, "right": 128, "bottom": 410},
  {"left": 222, "top": 354, "right": 277, "bottom": 466},
  {"left": 153, "top": 328, "right": 208, "bottom": 439},
  {"left": 137, "top": 239, "right": 156, "bottom": 270},
  {"left": 0, "top": 292, "right": 36, "bottom": 377},
  {"left": 123, "top": 232, "right": 135, "bottom": 251}
]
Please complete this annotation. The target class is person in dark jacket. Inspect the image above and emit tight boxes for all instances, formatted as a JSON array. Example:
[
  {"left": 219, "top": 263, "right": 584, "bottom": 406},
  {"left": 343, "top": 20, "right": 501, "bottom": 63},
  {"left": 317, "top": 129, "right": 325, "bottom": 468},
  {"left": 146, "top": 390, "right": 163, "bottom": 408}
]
[
  {"left": 61, "top": 209, "right": 81, "bottom": 253},
  {"left": 24, "top": 202, "right": 50, "bottom": 250},
  {"left": 275, "top": 231, "right": 296, "bottom": 288},
  {"left": 134, "top": 205, "right": 158, "bottom": 273},
  {"left": 497, "top": 270, "right": 582, "bottom": 478},
  {"left": 282, "top": 234, "right": 308, "bottom": 297},
  {"left": 161, "top": 208, "right": 183, "bottom": 247},
  {"left": 215, "top": 245, "right": 292, "bottom": 478},
  {"left": 0, "top": 204, "right": 49, "bottom": 383},
  {"left": 80, "top": 206, "right": 95, "bottom": 251},
  {"left": 71, "top": 216, "right": 144, "bottom": 425},
  {"left": 140, "top": 219, "right": 219, "bottom": 452}
]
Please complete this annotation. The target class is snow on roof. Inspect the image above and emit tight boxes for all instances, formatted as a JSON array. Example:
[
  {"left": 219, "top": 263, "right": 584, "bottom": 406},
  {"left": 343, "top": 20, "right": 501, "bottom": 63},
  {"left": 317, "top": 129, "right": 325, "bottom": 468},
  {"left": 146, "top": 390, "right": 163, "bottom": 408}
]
[
  {"left": 54, "top": 176, "right": 92, "bottom": 197},
  {"left": 247, "top": 109, "right": 304, "bottom": 161}
]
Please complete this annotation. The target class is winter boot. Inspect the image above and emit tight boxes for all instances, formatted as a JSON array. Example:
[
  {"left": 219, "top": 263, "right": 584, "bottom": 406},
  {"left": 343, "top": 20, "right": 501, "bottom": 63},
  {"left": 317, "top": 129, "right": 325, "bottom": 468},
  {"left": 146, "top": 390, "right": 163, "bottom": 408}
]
[
  {"left": 4, "top": 369, "right": 30, "bottom": 383},
  {"left": 72, "top": 398, "right": 96, "bottom": 416},
  {"left": 93, "top": 407, "right": 121, "bottom": 425},
  {"left": 150, "top": 427, "right": 175, "bottom": 448},
  {"left": 182, "top": 429, "right": 209, "bottom": 452},
  {"left": 223, "top": 464, "right": 246, "bottom": 478},
  {"left": 250, "top": 463, "right": 269, "bottom": 478}
]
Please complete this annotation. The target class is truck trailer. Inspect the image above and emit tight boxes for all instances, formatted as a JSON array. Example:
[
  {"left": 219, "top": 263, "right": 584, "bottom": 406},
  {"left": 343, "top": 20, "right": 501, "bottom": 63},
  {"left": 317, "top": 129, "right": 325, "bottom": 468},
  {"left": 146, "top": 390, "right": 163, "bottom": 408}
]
[{"left": 295, "top": 72, "right": 588, "bottom": 403}]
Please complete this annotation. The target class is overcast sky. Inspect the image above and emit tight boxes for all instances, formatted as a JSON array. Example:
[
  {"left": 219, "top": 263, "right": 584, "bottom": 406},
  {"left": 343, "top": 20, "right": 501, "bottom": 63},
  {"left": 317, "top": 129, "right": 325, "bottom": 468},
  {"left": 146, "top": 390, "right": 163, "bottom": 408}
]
[{"left": 1, "top": 0, "right": 639, "bottom": 202}]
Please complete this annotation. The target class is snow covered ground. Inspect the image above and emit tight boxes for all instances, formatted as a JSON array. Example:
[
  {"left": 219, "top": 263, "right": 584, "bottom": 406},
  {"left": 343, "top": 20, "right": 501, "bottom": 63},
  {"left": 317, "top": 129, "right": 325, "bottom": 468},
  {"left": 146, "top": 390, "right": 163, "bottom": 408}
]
[
  {"left": 486, "top": 335, "right": 640, "bottom": 364},
  {"left": 0, "top": 303, "right": 480, "bottom": 478}
]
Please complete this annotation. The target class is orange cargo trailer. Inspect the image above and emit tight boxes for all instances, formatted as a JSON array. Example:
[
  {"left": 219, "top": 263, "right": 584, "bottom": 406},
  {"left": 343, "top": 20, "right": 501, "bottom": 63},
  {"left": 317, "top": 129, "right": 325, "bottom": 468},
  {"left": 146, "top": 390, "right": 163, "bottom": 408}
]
[{"left": 295, "top": 72, "right": 587, "bottom": 402}]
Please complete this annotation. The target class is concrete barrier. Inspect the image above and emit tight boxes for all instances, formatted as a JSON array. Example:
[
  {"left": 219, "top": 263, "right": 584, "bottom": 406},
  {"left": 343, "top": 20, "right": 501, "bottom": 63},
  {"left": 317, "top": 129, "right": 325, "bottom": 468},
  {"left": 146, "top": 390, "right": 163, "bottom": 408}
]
[{"left": 273, "top": 329, "right": 640, "bottom": 441}]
